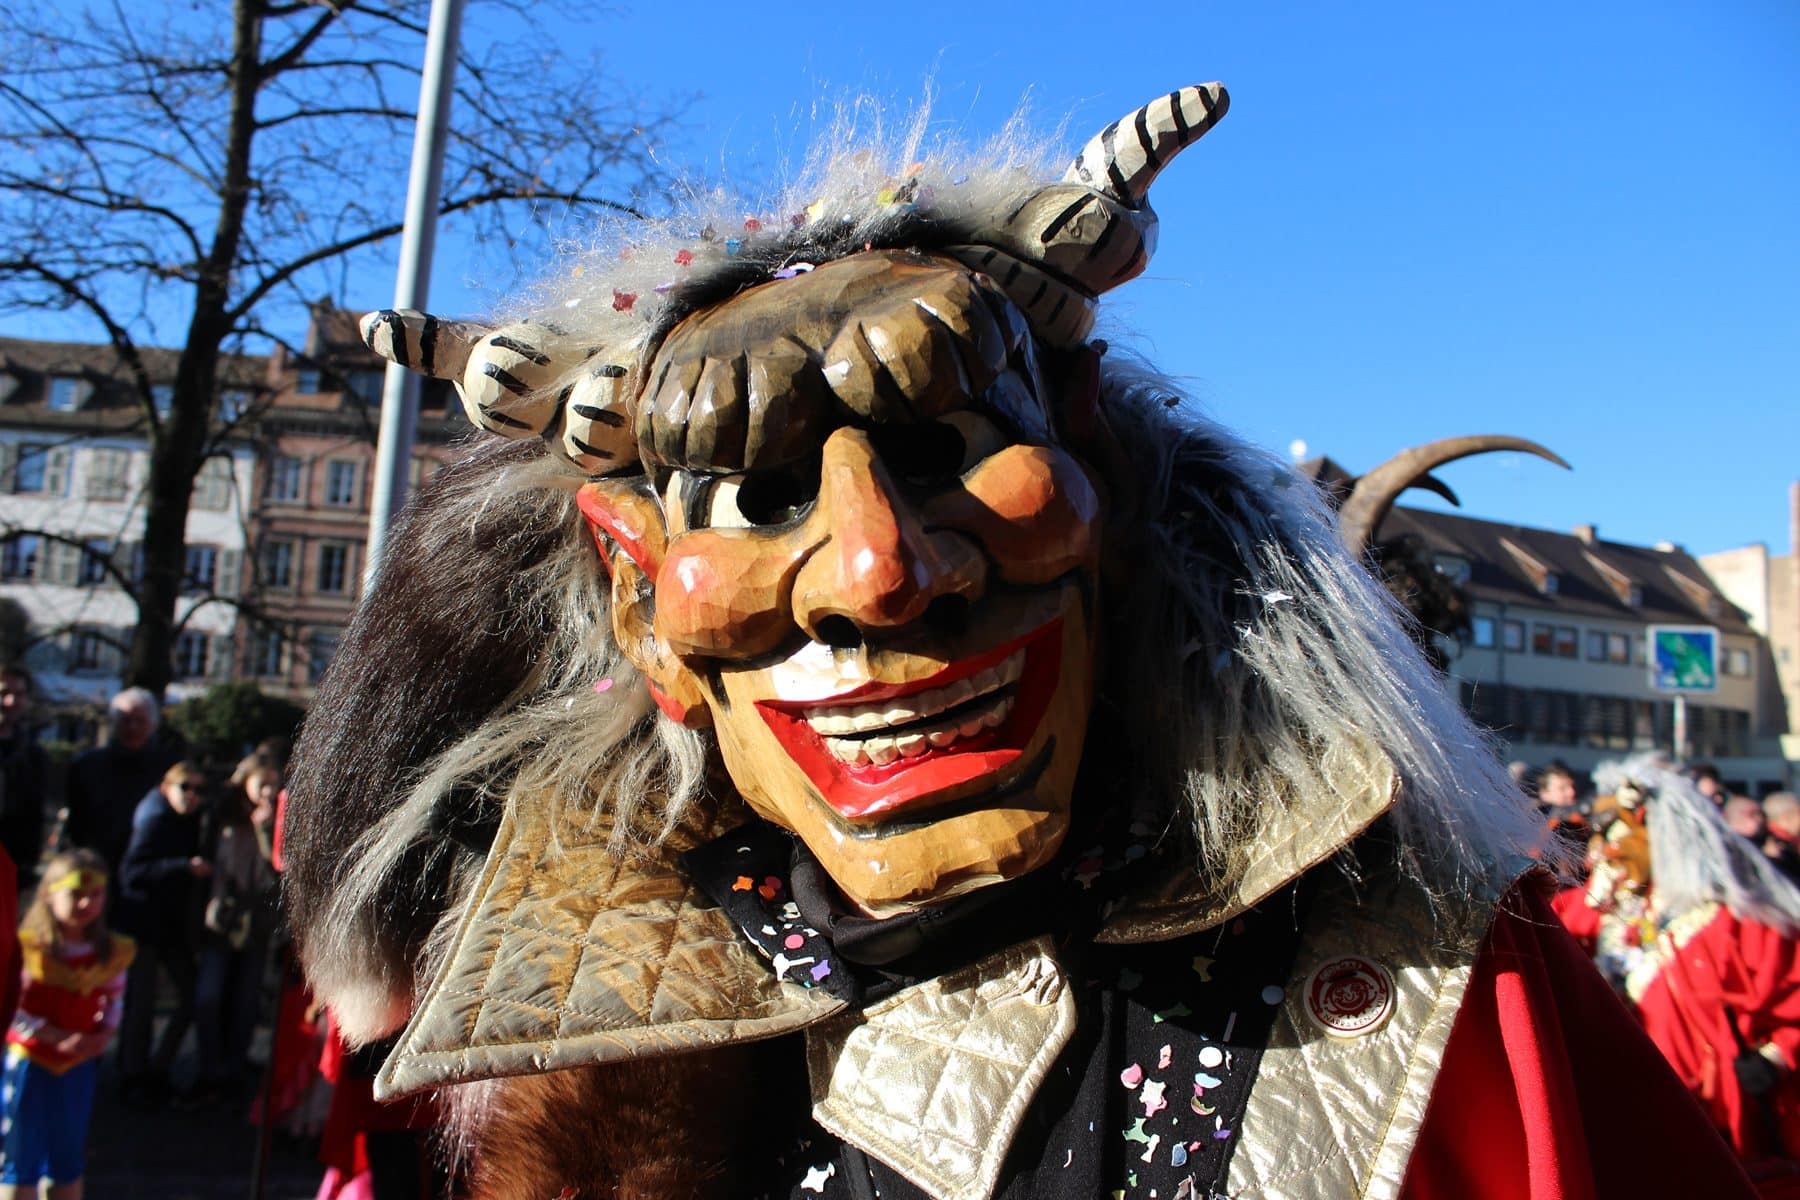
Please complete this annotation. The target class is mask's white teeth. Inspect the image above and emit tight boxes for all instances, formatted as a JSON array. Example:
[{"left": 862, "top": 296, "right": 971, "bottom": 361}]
[{"left": 802, "top": 648, "right": 1025, "bottom": 737}]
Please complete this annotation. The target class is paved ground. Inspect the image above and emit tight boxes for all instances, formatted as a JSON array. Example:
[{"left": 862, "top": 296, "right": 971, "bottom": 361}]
[{"left": 83, "top": 1043, "right": 322, "bottom": 1200}]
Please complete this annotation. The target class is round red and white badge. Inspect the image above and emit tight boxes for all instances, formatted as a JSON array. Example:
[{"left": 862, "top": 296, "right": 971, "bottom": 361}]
[{"left": 1301, "top": 956, "right": 1396, "bottom": 1038}]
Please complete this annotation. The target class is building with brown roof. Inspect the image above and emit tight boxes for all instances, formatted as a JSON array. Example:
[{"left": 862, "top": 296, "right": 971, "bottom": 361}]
[{"left": 1384, "top": 505, "right": 1789, "bottom": 792}]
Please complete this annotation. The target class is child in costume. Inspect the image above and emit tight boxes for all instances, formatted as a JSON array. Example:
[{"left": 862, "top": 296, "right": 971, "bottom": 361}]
[{"left": 1, "top": 849, "right": 134, "bottom": 1200}]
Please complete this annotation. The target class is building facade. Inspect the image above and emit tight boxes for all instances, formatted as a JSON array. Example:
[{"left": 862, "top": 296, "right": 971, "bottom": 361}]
[
  {"left": 0, "top": 339, "right": 264, "bottom": 720},
  {"left": 1385, "top": 506, "right": 1790, "bottom": 794},
  {"left": 1699, "top": 482, "right": 1800, "bottom": 777},
  {"left": 0, "top": 306, "right": 465, "bottom": 718}
]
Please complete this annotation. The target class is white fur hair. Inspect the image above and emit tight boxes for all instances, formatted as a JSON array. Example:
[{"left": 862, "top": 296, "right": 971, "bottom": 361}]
[{"left": 1598, "top": 756, "right": 1800, "bottom": 933}]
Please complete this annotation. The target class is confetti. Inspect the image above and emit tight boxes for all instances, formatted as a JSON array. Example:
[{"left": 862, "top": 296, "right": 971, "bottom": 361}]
[
  {"left": 1063, "top": 1149, "right": 1073, "bottom": 1168},
  {"left": 1122, "top": 1118, "right": 1151, "bottom": 1145},
  {"left": 1194, "top": 1072, "right": 1222, "bottom": 1090},
  {"left": 731, "top": 876, "right": 754, "bottom": 892},
  {"left": 1197, "top": 1046, "right": 1224, "bottom": 1069},
  {"left": 1191, "top": 955, "right": 1214, "bottom": 982},
  {"left": 1261, "top": 590, "right": 1294, "bottom": 604},
  {"left": 800, "top": 1163, "right": 836, "bottom": 1193},
  {"left": 1171, "top": 1143, "right": 1189, "bottom": 1168},
  {"left": 1260, "top": 985, "right": 1285, "bottom": 1006},
  {"left": 610, "top": 290, "right": 635, "bottom": 313},
  {"left": 743, "top": 216, "right": 763, "bottom": 232},
  {"left": 1140, "top": 1134, "right": 1161, "bottom": 1164},
  {"left": 1213, "top": 1129, "right": 1234, "bottom": 1140},
  {"left": 810, "top": 961, "right": 833, "bottom": 982},
  {"left": 1152, "top": 1003, "right": 1192, "bottom": 1024},
  {"left": 772, "top": 952, "right": 814, "bottom": 977},
  {"left": 593, "top": 678, "right": 615, "bottom": 693},
  {"left": 758, "top": 876, "right": 782, "bottom": 901},
  {"left": 1120, "top": 1063, "right": 1144, "bottom": 1088},
  {"left": 784, "top": 934, "right": 805, "bottom": 950},
  {"left": 1191, "top": 1095, "right": 1215, "bottom": 1116},
  {"left": 1158, "top": 1044, "right": 1173, "bottom": 1069},
  {"left": 674, "top": 249, "right": 694, "bottom": 266},
  {"left": 724, "top": 238, "right": 742, "bottom": 255},
  {"left": 1140, "top": 1078, "right": 1167, "bottom": 1118}
]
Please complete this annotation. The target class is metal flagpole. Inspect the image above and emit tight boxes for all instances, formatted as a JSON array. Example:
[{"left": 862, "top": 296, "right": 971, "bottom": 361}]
[{"left": 364, "top": 0, "right": 466, "bottom": 587}]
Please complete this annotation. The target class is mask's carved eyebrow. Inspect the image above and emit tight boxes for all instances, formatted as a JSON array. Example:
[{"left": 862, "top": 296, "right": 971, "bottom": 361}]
[{"left": 635, "top": 250, "right": 1046, "bottom": 475}]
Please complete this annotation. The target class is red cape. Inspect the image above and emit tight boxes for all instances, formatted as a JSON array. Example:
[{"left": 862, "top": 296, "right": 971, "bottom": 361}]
[{"left": 1403, "top": 881, "right": 1755, "bottom": 1198}]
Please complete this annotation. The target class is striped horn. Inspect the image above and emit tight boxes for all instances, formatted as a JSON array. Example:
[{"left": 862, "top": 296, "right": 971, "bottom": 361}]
[
  {"left": 360, "top": 308, "right": 639, "bottom": 475},
  {"left": 954, "top": 84, "right": 1230, "bottom": 347},
  {"left": 1338, "top": 435, "right": 1571, "bottom": 557},
  {"left": 1064, "top": 84, "right": 1230, "bottom": 207}
]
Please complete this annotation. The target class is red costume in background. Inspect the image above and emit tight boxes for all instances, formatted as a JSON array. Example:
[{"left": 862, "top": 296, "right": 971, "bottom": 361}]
[{"left": 1630, "top": 904, "right": 1800, "bottom": 1190}]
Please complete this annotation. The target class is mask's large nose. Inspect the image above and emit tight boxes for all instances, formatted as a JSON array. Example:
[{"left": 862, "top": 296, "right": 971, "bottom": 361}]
[{"left": 791, "top": 428, "right": 985, "bottom": 645}]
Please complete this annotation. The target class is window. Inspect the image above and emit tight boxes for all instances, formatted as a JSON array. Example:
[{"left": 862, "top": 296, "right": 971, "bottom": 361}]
[
  {"left": 46, "top": 377, "right": 80, "bottom": 411},
  {"left": 1501, "top": 620, "right": 1524, "bottom": 653},
  {"left": 1471, "top": 617, "right": 1495, "bottom": 649},
  {"left": 1626, "top": 584, "right": 1643, "bottom": 608},
  {"left": 172, "top": 630, "right": 209, "bottom": 680},
  {"left": 296, "top": 368, "right": 322, "bottom": 394},
  {"left": 1607, "top": 633, "right": 1630, "bottom": 665},
  {"left": 260, "top": 540, "right": 294, "bottom": 590},
  {"left": 70, "top": 627, "right": 111, "bottom": 673},
  {"left": 151, "top": 384, "right": 174, "bottom": 415},
  {"left": 1540, "top": 573, "right": 1559, "bottom": 596},
  {"left": 306, "top": 628, "right": 341, "bottom": 684},
  {"left": 348, "top": 370, "right": 384, "bottom": 405},
  {"left": 183, "top": 544, "right": 217, "bottom": 593},
  {"left": 192, "top": 456, "right": 234, "bottom": 511},
  {"left": 1586, "top": 631, "right": 1607, "bottom": 662},
  {"left": 251, "top": 627, "right": 287, "bottom": 678},
  {"left": 78, "top": 540, "right": 110, "bottom": 587},
  {"left": 316, "top": 543, "right": 350, "bottom": 594},
  {"left": 265, "top": 455, "right": 303, "bottom": 503},
  {"left": 15, "top": 445, "right": 68, "bottom": 496},
  {"left": 0, "top": 535, "right": 40, "bottom": 582},
  {"left": 1531, "top": 623, "right": 1555, "bottom": 656},
  {"left": 85, "top": 448, "right": 132, "bottom": 501},
  {"left": 1554, "top": 626, "right": 1578, "bottom": 658},
  {"left": 324, "top": 459, "right": 358, "bottom": 507},
  {"left": 1723, "top": 647, "right": 1753, "bottom": 678}
]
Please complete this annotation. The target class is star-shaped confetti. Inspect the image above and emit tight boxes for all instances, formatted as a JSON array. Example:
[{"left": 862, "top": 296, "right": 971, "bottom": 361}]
[
  {"left": 1191, "top": 955, "right": 1214, "bottom": 982},
  {"left": 800, "top": 1162, "right": 836, "bottom": 1192},
  {"left": 1122, "top": 1118, "right": 1151, "bottom": 1145},
  {"left": 1140, "top": 1078, "right": 1168, "bottom": 1118}
]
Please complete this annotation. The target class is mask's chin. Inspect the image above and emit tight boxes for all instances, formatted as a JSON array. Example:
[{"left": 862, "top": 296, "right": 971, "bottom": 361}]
[{"left": 708, "top": 604, "right": 1096, "bottom": 914}]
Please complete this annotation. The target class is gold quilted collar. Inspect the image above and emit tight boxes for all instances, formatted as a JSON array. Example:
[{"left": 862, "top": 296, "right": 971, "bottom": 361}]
[{"left": 378, "top": 757, "right": 1400, "bottom": 1099}]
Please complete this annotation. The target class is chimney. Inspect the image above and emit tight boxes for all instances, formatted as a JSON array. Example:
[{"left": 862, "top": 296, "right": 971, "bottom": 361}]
[
  {"left": 1789, "top": 480, "right": 1798, "bottom": 556},
  {"left": 1573, "top": 523, "right": 1597, "bottom": 545}
]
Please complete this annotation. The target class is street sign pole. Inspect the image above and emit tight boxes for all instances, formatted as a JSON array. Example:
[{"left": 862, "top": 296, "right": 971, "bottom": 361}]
[
  {"left": 364, "top": 0, "right": 465, "bottom": 589},
  {"left": 1672, "top": 692, "right": 1687, "bottom": 762}
]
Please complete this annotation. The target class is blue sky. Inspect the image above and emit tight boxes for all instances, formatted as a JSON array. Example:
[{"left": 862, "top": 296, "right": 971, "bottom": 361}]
[{"left": 16, "top": 1, "right": 1800, "bottom": 556}]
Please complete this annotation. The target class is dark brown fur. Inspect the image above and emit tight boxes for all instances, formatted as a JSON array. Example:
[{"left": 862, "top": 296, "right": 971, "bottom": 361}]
[{"left": 464, "top": 1039, "right": 803, "bottom": 1199}]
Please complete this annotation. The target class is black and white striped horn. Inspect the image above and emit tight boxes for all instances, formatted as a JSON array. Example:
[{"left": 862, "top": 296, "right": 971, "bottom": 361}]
[
  {"left": 360, "top": 308, "right": 639, "bottom": 475},
  {"left": 1065, "top": 84, "right": 1229, "bottom": 207},
  {"left": 950, "top": 84, "right": 1230, "bottom": 348}
]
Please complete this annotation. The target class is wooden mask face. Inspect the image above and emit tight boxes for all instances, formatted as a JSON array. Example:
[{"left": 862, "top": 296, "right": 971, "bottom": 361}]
[{"left": 580, "top": 250, "right": 1106, "bottom": 914}]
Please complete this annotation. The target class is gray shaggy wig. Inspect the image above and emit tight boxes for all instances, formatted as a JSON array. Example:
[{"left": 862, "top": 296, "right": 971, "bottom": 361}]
[{"left": 284, "top": 104, "right": 1548, "bottom": 1044}]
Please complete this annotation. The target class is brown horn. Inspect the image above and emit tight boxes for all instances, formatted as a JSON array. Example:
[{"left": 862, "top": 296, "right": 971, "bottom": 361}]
[{"left": 1338, "top": 435, "right": 1571, "bottom": 556}]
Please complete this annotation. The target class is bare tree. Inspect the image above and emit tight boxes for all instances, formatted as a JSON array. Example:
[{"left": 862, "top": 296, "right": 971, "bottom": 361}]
[{"left": 0, "top": 0, "right": 674, "bottom": 692}]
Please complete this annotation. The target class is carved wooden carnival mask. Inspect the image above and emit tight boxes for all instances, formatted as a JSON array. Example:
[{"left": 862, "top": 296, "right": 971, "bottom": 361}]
[{"left": 361, "top": 86, "right": 1232, "bottom": 914}]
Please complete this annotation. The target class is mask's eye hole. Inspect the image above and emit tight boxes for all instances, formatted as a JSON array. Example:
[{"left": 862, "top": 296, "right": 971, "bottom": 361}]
[
  {"left": 704, "top": 466, "right": 818, "bottom": 529},
  {"left": 873, "top": 409, "right": 1009, "bottom": 487},
  {"left": 939, "top": 410, "right": 1007, "bottom": 472}
]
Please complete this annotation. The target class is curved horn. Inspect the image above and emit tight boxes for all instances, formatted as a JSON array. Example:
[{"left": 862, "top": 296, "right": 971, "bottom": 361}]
[
  {"left": 361, "top": 309, "right": 639, "bottom": 474},
  {"left": 955, "top": 84, "right": 1231, "bottom": 347},
  {"left": 1338, "top": 435, "right": 1571, "bottom": 557},
  {"left": 1063, "top": 84, "right": 1230, "bottom": 207},
  {"left": 1411, "top": 473, "right": 1460, "bottom": 507}
]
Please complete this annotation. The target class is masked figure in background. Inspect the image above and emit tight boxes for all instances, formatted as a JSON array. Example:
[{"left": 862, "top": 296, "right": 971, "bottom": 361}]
[
  {"left": 1592, "top": 761, "right": 1800, "bottom": 1190},
  {"left": 282, "top": 86, "right": 1746, "bottom": 1199},
  {"left": 1553, "top": 775, "right": 1656, "bottom": 978}
]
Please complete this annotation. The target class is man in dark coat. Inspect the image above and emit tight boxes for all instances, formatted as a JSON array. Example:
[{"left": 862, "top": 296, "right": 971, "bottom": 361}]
[{"left": 64, "top": 687, "right": 178, "bottom": 885}]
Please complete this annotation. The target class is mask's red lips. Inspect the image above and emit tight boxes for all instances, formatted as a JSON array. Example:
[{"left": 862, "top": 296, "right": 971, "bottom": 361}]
[{"left": 757, "top": 619, "right": 1064, "bottom": 821}]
